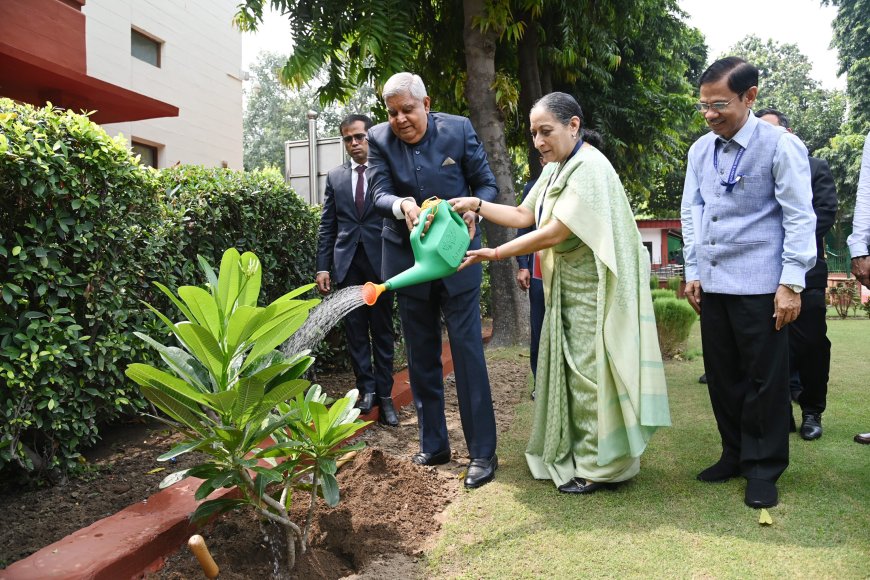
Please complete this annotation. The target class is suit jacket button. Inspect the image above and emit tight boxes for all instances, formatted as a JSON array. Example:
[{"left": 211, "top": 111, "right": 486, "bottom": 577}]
[{"left": 712, "top": 216, "right": 718, "bottom": 222}]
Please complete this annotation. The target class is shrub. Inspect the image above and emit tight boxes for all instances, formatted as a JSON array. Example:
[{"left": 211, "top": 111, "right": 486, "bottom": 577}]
[
  {"left": 651, "top": 289, "right": 677, "bottom": 301},
  {"left": 667, "top": 276, "right": 681, "bottom": 293},
  {"left": 0, "top": 101, "right": 324, "bottom": 480},
  {"left": 0, "top": 99, "right": 165, "bottom": 478},
  {"left": 649, "top": 274, "right": 660, "bottom": 290},
  {"left": 653, "top": 297, "right": 697, "bottom": 358}
]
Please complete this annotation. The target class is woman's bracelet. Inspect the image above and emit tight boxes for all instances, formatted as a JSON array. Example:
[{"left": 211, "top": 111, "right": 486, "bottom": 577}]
[{"left": 474, "top": 198, "right": 483, "bottom": 213}]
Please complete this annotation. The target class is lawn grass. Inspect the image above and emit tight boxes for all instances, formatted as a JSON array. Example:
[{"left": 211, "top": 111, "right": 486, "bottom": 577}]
[{"left": 428, "top": 319, "right": 869, "bottom": 578}]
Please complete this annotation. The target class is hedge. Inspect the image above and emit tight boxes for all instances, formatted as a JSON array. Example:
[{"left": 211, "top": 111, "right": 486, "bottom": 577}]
[
  {"left": 652, "top": 297, "right": 697, "bottom": 358},
  {"left": 0, "top": 99, "right": 320, "bottom": 480}
]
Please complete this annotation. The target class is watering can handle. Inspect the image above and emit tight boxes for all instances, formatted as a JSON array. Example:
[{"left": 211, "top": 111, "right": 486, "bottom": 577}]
[{"left": 409, "top": 200, "right": 466, "bottom": 243}]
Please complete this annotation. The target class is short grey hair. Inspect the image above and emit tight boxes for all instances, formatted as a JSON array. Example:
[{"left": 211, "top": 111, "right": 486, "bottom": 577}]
[{"left": 382, "top": 72, "right": 427, "bottom": 102}]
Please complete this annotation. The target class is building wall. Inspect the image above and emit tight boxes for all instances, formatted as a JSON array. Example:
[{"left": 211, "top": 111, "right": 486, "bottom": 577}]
[
  {"left": 639, "top": 228, "right": 663, "bottom": 264},
  {"left": 83, "top": 0, "right": 243, "bottom": 168}
]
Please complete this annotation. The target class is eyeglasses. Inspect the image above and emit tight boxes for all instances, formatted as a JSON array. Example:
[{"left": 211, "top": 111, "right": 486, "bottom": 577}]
[
  {"left": 693, "top": 94, "right": 741, "bottom": 112},
  {"left": 342, "top": 133, "right": 367, "bottom": 143}
]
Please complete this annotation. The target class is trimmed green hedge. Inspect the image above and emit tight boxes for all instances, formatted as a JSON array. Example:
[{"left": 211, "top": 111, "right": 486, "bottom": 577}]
[
  {"left": 652, "top": 297, "right": 697, "bottom": 358},
  {"left": 0, "top": 100, "right": 320, "bottom": 480}
]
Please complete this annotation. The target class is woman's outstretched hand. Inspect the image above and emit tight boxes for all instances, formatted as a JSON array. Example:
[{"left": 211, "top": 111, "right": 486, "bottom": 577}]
[
  {"left": 448, "top": 197, "right": 479, "bottom": 214},
  {"left": 457, "top": 247, "right": 497, "bottom": 272}
]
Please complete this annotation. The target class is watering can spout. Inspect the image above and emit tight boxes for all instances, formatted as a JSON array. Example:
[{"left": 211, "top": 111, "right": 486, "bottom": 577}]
[
  {"left": 362, "top": 198, "right": 470, "bottom": 304},
  {"left": 362, "top": 282, "right": 386, "bottom": 306}
]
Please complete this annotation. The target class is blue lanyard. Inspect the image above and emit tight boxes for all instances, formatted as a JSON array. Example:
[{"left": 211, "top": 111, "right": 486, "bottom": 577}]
[{"left": 713, "top": 143, "right": 745, "bottom": 193}]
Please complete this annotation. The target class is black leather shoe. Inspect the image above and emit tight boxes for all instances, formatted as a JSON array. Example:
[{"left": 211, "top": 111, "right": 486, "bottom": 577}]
[
  {"left": 745, "top": 478, "right": 778, "bottom": 508},
  {"left": 464, "top": 454, "right": 498, "bottom": 488},
  {"left": 355, "top": 392, "right": 375, "bottom": 414},
  {"left": 557, "top": 477, "right": 617, "bottom": 494},
  {"left": 854, "top": 432, "right": 870, "bottom": 444},
  {"left": 698, "top": 373, "right": 707, "bottom": 384},
  {"left": 800, "top": 413, "right": 822, "bottom": 440},
  {"left": 378, "top": 397, "right": 399, "bottom": 427},
  {"left": 411, "top": 448, "right": 451, "bottom": 466},
  {"left": 697, "top": 459, "right": 740, "bottom": 482}
]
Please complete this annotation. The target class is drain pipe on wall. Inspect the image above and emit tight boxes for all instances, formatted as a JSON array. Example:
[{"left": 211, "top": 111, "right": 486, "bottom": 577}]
[{"left": 307, "top": 110, "right": 319, "bottom": 204}]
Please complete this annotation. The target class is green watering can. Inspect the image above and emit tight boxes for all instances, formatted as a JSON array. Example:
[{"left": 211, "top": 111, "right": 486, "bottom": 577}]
[{"left": 362, "top": 198, "right": 470, "bottom": 305}]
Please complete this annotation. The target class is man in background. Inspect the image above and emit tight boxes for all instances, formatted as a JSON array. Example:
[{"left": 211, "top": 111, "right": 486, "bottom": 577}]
[
  {"left": 316, "top": 114, "right": 398, "bottom": 427},
  {"left": 847, "top": 131, "right": 870, "bottom": 445},
  {"left": 756, "top": 108, "right": 837, "bottom": 441},
  {"left": 516, "top": 157, "right": 546, "bottom": 395}
]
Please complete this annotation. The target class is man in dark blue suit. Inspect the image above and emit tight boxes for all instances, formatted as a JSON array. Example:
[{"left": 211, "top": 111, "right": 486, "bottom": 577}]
[
  {"left": 316, "top": 114, "right": 398, "bottom": 426},
  {"left": 515, "top": 159, "right": 545, "bottom": 391},
  {"left": 367, "top": 72, "right": 498, "bottom": 488},
  {"left": 756, "top": 109, "right": 837, "bottom": 441}
]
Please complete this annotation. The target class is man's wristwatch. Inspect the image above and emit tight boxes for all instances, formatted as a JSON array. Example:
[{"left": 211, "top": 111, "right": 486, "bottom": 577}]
[{"left": 783, "top": 283, "right": 804, "bottom": 294}]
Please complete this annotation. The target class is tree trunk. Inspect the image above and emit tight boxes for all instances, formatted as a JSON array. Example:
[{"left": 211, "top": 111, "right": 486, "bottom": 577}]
[
  {"left": 517, "top": 10, "right": 543, "bottom": 180},
  {"left": 462, "top": 0, "right": 528, "bottom": 346}
]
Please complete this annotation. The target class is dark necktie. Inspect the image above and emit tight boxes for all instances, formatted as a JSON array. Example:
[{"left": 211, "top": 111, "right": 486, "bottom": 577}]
[{"left": 355, "top": 164, "right": 366, "bottom": 216}]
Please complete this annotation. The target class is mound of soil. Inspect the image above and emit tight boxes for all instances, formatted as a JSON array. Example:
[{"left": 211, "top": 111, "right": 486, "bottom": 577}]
[{"left": 0, "top": 355, "right": 528, "bottom": 578}]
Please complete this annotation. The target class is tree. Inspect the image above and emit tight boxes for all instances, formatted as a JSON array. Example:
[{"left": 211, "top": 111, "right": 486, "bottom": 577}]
[
  {"left": 823, "top": 0, "right": 870, "bottom": 132},
  {"left": 727, "top": 35, "right": 846, "bottom": 153},
  {"left": 234, "top": 0, "right": 705, "bottom": 343},
  {"left": 816, "top": 0, "right": 870, "bottom": 255},
  {"left": 243, "top": 52, "right": 378, "bottom": 173}
]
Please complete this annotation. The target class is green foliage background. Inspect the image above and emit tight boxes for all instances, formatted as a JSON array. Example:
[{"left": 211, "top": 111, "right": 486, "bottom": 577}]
[{"left": 0, "top": 100, "right": 319, "bottom": 480}]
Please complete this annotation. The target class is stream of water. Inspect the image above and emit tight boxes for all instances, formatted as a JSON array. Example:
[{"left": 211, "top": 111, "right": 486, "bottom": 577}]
[{"left": 280, "top": 286, "right": 367, "bottom": 357}]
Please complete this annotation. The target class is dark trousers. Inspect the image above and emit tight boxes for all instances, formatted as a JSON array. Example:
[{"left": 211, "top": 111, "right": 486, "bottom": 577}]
[
  {"left": 338, "top": 246, "right": 394, "bottom": 399},
  {"left": 529, "top": 277, "right": 544, "bottom": 378},
  {"left": 397, "top": 281, "right": 497, "bottom": 458},
  {"left": 788, "top": 288, "right": 830, "bottom": 415},
  {"left": 701, "top": 292, "right": 790, "bottom": 483}
]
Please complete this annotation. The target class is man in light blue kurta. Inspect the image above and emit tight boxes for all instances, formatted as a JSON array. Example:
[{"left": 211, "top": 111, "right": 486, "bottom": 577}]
[{"left": 681, "top": 57, "right": 816, "bottom": 509}]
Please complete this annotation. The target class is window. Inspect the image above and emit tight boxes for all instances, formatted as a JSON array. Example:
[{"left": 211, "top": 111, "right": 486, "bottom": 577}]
[
  {"left": 132, "top": 140, "right": 159, "bottom": 168},
  {"left": 131, "top": 29, "right": 161, "bottom": 67}
]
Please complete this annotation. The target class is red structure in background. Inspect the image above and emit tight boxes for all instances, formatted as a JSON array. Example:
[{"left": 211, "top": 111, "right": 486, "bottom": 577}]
[{"left": 0, "top": 0, "right": 177, "bottom": 123}]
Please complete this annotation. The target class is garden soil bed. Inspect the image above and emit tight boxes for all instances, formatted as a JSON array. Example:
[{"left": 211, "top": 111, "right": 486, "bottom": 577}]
[{"left": 0, "top": 354, "right": 527, "bottom": 578}]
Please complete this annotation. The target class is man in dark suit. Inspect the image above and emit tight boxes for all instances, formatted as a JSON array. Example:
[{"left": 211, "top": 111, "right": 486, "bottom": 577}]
[
  {"left": 756, "top": 109, "right": 837, "bottom": 441},
  {"left": 515, "top": 159, "right": 545, "bottom": 391},
  {"left": 316, "top": 114, "right": 398, "bottom": 426},
  {"left": 367, "top": 72, "right": 498, "bottom": 488}
]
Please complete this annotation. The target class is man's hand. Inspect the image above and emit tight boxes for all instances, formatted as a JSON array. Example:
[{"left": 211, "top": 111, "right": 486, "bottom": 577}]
[
  {"left": 400, "top": 199, "right": 435, "bottom": 235},
  {"left": 852, "top": 256, "right": 870, "bottom": 289},
  {"left": 315, "top": 272, "right": 331, "bottom": 295},
  {"left": 516, "top": 268, "right": 531, "bottom": 291},
  {"left": 461, "top": 210, "right": 477, "bottom": 239},
  {"left": 684, "top": 280, "right": 702, "bottom": 314},
  {"left": 773, "top": 285, "right": 802, "bottom": 331}
]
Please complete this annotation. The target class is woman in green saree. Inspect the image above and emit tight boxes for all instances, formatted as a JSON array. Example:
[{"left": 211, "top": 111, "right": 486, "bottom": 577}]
[{"left": 450, "top": 92, "right": 670, "bottom": 494}]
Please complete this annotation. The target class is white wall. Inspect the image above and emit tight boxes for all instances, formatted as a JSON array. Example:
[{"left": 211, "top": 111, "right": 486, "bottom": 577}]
[
  {"left": 83, "top": 0, "right": 243, "bottom": 168},
  {"left": 639, "top": 228, "right": 663, "bottom": 264}
]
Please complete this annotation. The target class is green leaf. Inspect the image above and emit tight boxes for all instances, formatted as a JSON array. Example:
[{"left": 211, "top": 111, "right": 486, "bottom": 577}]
[
  {"left": 173, "top": 321, "right": 225, "bottom": 385},
  {"left": 125, "top": 363, "right": 208, "bottom": 406},
  {"left": 159, "top": 468, "right": 191, "bottom": 489},
  {"left": 216, "top": 248, "right": 243, "bottom": 313},
  {"left": 137, "top": 385, "right": 206, "bottom": 435},
  {"left": 201, "top": 390, "right": 238, "bottom": 415},
  {"left": 152, "top": 282, "right": 196, "bottom": 323},
  {"left": 231, "top": 376, "right": 264, "bottom": 423},
  {"left": 225, "top": 305, "right": 262, "bottom": 355},
  {"left": 197, "top": 254, "right": 219, "bottom": 293},
  {"left": 178, "top": 285, "right": 222, "bottom": 339},
  {"left": 133, "top": 332, "right": 211, "bottom": 392},
  {"left": 237, "top": 251, "right": 262, "bottom": 308},
  {"left": 157, "top": 440, "right": 206, "bottom": 461},
  {"left": 320, "top": 473, "right": 340, "bottom": 507},
  {"left": 189, "top": 498, "right": 248, "bottom": 525}
]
